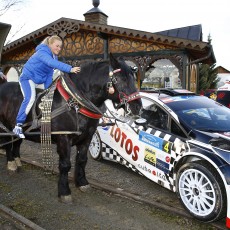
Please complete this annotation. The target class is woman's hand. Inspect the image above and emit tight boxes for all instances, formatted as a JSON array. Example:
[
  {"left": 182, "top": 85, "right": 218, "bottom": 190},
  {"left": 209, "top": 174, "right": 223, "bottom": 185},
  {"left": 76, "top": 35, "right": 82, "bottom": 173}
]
[{"left": 71, "top": 67, "right": 81, "bottom": 74}]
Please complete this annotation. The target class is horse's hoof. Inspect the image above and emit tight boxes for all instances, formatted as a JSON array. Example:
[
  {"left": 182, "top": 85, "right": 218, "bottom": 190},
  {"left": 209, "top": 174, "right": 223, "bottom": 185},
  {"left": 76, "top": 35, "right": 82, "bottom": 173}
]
[
  {"left": 59, "top": 195, "right": 73, "bottom": 204},
  {"left": 7, "top": 161, "right": 17, "bottom": 171},
  {"left": 79, "top": 184, "right": 91, "bottom": 192},
  {"left": 15, "top": 157, "right": 22, "bottom": 167}
]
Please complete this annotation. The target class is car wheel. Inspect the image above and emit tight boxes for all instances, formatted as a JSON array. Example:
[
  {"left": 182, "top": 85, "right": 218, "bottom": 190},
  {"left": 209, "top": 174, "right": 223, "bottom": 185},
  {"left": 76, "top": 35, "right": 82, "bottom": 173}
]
[
  {"left": 89, "top": 131, "right": 102, "bottom": 160},
  {"left": 177, "top": 162, "right": 226, "bottom": 222}
]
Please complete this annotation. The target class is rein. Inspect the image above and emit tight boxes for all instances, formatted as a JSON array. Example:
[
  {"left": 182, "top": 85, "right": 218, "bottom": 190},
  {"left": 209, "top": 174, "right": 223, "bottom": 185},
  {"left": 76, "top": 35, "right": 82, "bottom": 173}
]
[{"left": 107, "top": 68, "right": 141, "bottom": 110}]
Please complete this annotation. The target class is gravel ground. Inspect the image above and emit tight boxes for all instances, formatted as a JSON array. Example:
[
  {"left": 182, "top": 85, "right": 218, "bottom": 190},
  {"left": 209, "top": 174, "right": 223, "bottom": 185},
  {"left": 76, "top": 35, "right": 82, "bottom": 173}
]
[
  {"left": 0, "top": 141, "right": 226, "bottom": 230},
  {"left": 20, "top": 141, "right": 182, "bottom": 208}
]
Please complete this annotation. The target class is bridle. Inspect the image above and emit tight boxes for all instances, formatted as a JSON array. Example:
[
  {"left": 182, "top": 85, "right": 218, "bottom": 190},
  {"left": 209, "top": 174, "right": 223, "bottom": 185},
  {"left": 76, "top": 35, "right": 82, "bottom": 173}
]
[{"left": 107, "top": 67, "right": 140, "bottom": 111}]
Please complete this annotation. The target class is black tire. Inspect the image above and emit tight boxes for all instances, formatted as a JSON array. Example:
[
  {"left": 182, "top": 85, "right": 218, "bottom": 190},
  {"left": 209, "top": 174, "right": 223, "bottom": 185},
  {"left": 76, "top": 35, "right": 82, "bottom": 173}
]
[
  {"left": 89, "top": 131, "right": 102, "bottom": 161},
  {"left": 176, "top": 162, "right": 227, "bottom": 222}
]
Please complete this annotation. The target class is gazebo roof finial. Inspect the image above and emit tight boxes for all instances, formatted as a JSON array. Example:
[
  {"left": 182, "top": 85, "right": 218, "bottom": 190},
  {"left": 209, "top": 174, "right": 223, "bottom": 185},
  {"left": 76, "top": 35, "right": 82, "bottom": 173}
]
[
  {"left": 84, "top": 0, "right": 108, "bottom": 25},
  {"left": 93, "top": 0, "right": 100, "bottom": 8}
]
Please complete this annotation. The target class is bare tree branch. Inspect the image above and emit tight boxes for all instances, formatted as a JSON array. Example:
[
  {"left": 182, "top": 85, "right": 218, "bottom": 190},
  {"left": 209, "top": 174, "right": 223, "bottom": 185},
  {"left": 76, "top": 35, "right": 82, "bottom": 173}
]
[
  {"left": 6, "top": 23, "right": 25, "bottom": 44},
  {"left": 0, "top": 0, "right": 22, "bottom": 16},
  {"left": 0, "top": 0, "right": 26, "bottom": 44}
]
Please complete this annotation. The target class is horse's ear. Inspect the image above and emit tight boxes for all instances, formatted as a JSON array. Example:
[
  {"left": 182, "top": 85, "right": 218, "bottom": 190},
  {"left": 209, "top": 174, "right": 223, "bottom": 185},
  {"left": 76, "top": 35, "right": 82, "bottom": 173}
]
[{"left": 109, "top": 53, "right": 120, "bottom": 69}]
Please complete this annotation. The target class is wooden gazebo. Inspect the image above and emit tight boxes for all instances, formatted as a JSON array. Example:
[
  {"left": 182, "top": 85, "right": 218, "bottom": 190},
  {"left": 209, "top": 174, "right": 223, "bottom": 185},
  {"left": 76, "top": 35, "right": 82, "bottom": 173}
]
[{"left": 0, "top": 0, "right": 216, "bottom": 92}]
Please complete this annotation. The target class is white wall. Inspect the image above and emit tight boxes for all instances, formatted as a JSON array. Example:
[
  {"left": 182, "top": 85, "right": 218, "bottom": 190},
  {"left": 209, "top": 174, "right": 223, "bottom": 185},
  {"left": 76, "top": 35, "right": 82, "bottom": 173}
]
[
  {"left": 217, "top": 73, "right": 230, "bottom": 88},
  {"left": 6, "top": 67, "right": 19, "bottom": 82}
]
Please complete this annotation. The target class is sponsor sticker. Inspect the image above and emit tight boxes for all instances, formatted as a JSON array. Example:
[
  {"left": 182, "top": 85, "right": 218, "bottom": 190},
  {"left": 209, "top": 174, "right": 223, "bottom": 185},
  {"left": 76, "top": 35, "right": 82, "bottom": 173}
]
[
  {"left": 139, "top": 131, "right": 163, "bottom": 150},
  {"left": 139, "top": 131, "right": 172, "bottom": 154},
  {"left": 144, "top": 147, "right": 156, "bottom": 166},
  {"left": 156, "top": 158, "right": 169, "bottom": 174}
]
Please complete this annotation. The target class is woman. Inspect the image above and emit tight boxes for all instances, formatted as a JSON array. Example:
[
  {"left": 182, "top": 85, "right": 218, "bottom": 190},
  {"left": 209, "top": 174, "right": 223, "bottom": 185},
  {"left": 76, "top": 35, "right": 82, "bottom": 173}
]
[{"left": 13, "top": 35, "right": 81, "bottom": 138}]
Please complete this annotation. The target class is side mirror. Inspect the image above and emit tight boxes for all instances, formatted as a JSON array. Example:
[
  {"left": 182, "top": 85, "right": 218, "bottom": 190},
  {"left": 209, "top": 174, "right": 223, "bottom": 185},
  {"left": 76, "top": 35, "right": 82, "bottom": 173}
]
[{"left": 135, "top": 118, "right": 147, "bottom": 126}]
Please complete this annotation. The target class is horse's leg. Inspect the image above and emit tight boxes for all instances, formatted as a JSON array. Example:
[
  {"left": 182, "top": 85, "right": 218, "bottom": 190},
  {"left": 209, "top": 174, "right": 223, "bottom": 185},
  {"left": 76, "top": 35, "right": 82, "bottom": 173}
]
[
  {"left": 11, "top": 139, "right": 23, "bottom": 168},
  {"left": 4, "top": 142, "right": 17, "bottom": 171},
  {"left": 56, "top": 135, "right": 72, "bottom": 203},
  {"left": 74, "top": 143, "right": 90, "bottom": 192}
]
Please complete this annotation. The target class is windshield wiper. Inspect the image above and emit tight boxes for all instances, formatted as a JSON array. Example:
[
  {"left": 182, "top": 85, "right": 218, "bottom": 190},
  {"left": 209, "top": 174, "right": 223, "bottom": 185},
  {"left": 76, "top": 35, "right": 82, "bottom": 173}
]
[{"left": 199, "top": 128, "right": 229, "bottom": 132}]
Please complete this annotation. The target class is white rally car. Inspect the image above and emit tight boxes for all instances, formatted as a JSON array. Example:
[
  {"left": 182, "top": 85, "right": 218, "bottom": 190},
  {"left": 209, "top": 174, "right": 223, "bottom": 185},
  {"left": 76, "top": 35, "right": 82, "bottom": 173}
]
[{"left": 89, "top": 89, "right": 230, "bottom": 228}]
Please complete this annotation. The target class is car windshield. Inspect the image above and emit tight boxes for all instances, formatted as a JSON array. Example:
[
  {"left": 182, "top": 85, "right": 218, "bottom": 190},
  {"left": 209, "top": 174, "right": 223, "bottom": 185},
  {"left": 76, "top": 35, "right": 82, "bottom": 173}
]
[{"left": 161, "top": 95, "right": 230, "bottom": 132}]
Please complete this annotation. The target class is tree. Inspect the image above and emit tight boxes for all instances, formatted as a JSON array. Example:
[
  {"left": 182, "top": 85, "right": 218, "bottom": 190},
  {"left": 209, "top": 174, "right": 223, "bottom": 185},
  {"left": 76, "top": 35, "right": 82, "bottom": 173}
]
[
  {"left": 0, "top": 0, "right": 22, "bottom": 17},
  {"left": 198, "top": 63, "right": 219, "bottom": 93},
  {"left": 0, "top": 0, "right": 25, "bottom": 44}
]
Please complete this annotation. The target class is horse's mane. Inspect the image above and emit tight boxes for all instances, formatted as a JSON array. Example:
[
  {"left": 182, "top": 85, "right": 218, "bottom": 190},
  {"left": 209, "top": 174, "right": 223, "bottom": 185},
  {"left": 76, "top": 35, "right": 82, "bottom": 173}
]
[
  {"left": 80, "top": 59, "right": 109, "bottom": 73},
  {"left": 72, "top": 57, "right": 131, "bottom": 82},
  {"left": 69, "top": 60, "right": 110, "bottom": 92},
  {"left": 67, "top": 57, "right": 134, "bottom": 101}
]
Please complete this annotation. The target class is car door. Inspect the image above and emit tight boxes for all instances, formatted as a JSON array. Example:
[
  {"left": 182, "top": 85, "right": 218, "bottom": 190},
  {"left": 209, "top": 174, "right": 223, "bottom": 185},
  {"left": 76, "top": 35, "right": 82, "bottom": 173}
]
[{"left": 138, "top": 96, "right": 188, "bottom": 191}]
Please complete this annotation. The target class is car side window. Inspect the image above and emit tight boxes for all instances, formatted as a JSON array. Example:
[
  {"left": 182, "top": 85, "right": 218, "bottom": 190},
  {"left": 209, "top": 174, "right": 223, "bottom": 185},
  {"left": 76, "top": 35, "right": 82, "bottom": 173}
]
[
  {"left": 141, "top": 103, "right": 168, "bottom": 131},
  {"left": 171, "top": 119, "right": 187, "bottom": 138}
]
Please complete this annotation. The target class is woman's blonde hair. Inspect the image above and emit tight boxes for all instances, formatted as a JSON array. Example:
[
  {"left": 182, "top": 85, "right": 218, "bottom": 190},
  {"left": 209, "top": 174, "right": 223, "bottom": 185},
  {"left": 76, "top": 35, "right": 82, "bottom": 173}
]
[{"left": 41, "top": 35, "right": 62, "bottom": 45}]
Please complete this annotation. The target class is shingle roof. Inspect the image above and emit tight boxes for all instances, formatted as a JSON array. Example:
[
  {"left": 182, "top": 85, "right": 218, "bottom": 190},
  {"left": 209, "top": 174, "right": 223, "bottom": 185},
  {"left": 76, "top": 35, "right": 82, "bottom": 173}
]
[
  {"left": 156, "top": 24, "right": 202, "bottom": 41},
  {"left": 216, "top": 66, "right": 230, "bottom": 73},
  {"left": 2, "top": 18, "right": 209, "bottom": 52},
  {"left": 2, "top": 18, "right": 215, "bottom": 64}
]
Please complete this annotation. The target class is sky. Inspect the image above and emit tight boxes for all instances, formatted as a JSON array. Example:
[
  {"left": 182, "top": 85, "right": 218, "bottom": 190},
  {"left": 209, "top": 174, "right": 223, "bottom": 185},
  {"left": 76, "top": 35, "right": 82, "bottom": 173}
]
[{"left": 1, "top": 0, "right": 230, "bottom": 70}]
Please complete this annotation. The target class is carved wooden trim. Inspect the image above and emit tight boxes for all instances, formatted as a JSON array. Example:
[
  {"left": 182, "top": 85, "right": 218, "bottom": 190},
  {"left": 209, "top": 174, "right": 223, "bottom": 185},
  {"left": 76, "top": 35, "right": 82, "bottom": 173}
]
[
  {"left": 60, "top": 31, "right": 104, "bottom": 57},
  {"left": 145, "top": 54, "right": 183, "bottom": 80},
  {"left": 3, "top": 47, "right": 35, "bottom": 63},
  {"left": 47, "top": 21, "right": 80, "bottom": 39},
  {"left": 109, "top": 36, "right": 176, "bottom": 53},
  {"left": 119, "top": 54, "right": 183, "bottom": 86}
]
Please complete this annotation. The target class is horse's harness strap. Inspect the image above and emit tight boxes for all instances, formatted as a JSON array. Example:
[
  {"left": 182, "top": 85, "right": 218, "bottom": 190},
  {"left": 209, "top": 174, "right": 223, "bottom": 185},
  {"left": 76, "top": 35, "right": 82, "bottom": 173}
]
[
  {"left": 119, "top": 92, "right": 141, "bottom": 103},
  {"left": 108, "top": 68, "right": 141, "bottom": 110},
  {"left": 59, "top": 75, "right": 85, "bottom": 108},
  {"left": 38, "top": 82, "right": 56, "bottom": 172},
  {"left": 51, "top": 103, "right": 71, "bottom": 119},
  {"left": 0, "top": 121, "right": 20, "bottom": 147},
  {"left": 56, "top": 77, "right": 103, "bottom": 119}
]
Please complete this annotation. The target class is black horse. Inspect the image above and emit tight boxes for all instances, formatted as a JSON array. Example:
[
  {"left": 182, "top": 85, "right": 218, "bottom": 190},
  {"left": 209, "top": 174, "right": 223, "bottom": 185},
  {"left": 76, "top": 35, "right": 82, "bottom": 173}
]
[{"left": 0, "top": 54, "right": 142, "bottom": 202}]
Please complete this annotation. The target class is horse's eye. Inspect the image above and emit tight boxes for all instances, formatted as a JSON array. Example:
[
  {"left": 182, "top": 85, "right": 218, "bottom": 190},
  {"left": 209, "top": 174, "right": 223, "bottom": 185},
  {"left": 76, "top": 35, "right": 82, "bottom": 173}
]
[
  {"left": 112, "top": 77, "right": 117, "bottom": 84},
  {"left": 131, "top": 66, "right": 138, "bottom": 73}
]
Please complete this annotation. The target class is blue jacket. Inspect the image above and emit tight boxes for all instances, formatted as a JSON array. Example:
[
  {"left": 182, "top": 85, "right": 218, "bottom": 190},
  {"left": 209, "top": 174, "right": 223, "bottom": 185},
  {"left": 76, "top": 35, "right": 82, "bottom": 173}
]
[{"left": 20, "top": 44, "right": 72, "bottom": 89}]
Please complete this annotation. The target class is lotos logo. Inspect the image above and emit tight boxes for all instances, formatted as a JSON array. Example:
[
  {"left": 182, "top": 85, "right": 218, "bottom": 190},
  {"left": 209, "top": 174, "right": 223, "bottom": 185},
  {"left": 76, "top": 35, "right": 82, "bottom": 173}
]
[{"left": 110, "top": 125, "right": 139, "bottom": 161}]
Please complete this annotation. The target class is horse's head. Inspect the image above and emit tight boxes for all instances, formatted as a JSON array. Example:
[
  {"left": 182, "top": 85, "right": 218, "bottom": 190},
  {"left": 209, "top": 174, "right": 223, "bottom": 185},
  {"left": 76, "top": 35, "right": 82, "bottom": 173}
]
[{"left": 106, "top": 53, "right": 142, "bottom": 116}]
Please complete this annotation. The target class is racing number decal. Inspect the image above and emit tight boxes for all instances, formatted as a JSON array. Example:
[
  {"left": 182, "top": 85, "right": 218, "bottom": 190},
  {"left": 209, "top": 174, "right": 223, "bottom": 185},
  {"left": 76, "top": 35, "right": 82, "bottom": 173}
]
[
  {"left": 110, "top": 125, "right": 139, "bottom": 161},
  {"left": 163, "top": 141, "right": 172, "bottom": 154}
]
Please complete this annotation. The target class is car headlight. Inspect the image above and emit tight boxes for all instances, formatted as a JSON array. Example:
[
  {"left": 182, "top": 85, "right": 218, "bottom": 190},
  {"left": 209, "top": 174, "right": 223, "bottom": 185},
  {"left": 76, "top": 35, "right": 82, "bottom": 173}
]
[
  {"left": 210, "top": 138, "right": 230, "bottom": 163},
  {"left": 210, "top": 138, "right": 230, "bottom": 151}
]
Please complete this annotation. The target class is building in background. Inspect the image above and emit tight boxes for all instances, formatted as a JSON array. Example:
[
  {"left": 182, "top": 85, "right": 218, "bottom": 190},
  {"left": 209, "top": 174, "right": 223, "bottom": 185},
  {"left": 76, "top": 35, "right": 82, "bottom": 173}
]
[{"left": 216, "top": 66, "right": 230, "bottom": 88}]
